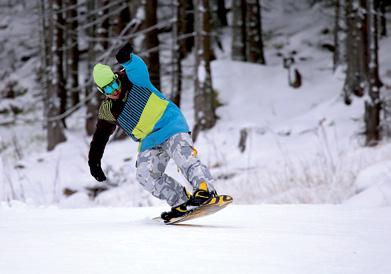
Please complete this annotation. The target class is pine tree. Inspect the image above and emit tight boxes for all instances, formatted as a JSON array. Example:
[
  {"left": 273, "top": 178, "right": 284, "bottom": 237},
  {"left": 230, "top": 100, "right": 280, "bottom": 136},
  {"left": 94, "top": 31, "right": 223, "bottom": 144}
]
[
  {"left": 182, "top": 0, "right": 195, "bottom": 55},
  {"left": 193, "top": 0, "right": 217, "bottom": 140},
  {"left": 116, "top": 2, "right": 131, "bottom": 35},
  {"left": 245, "top": 0, "right": 266, "bottom": 64},
  {"left": 46, "top": 0, "right": 66, "bottom": 150},
  {"left": 334, "top": 0, "right": 347, "bottom": 70},
  {"left": 216, "top": 0, "right": 228, "bottom": 27},
  {"left": 364, "top": 0, "right": 382, "bottom": 145},
  {"left": 343, "top": 0, "right": 383, "bottom": 144},
  {"left": 66, "top": 0, "right": 80, "bottom": 106},
  {"left": 232, "top": 0, "right": 266, "bottom": 64},
  {"left": 171, "top": 0, "right": 182, "bottom": 107},
  {"left": 85, "top": 0, "right": 99, "bottom": 136},
  {"left": 143, "top": 0, "right": 161, "bottom": 89},
  {"left": 343, "top": 0, "right": 366, "bottom": 103},
  {"left": 54, "top": 0, "right": 67, "bottom": 128},
  {"left": 231, "top": 0, "right": 247, "bottom": 61},
  {"left": 378, "top": 0, "right": 387, "bottom": 37}
]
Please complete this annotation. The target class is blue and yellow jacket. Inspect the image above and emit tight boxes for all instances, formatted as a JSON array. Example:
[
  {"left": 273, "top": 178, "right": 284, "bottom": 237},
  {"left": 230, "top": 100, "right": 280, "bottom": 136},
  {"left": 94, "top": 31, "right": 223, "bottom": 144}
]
[{"left": 89, "top": 54, "right": 189, "bottom": 163}]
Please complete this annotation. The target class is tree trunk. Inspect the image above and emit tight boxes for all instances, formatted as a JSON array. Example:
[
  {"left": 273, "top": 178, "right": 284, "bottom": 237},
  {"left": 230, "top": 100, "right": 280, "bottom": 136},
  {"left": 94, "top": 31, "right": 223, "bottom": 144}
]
[
  {"left": 38, "top": 0, "right": 51, "bottom": 118},
  {"left": 48, "top": 0, "right": 66, "bottom": 150},
  {"left": 85, "top": 0, "right": 98, "bottom": 136},
  {"left": 54, "top": 0, "right": 67, "bottom": 128},
  {"left": 344, "top": 0, "right": 383, "bottom": 144},
  {"left": 177, "top": 0, "right": 194, "bottom": 57},
  {"left": 364, "top": 0, "right": 382, "bottom": 145},
  {"left": 343, "top": 0, "right": 354, "bottom": 103},
  {"left": 245, "top": 0, "right": 266, "bottom": 64},
  {"left": 216, "top": 0, "right": 228, "bottom": 27},
  {"left": 171, "top": 0, "right": 183, "bottom": 107},
  {"left": 231, "top": 0, "right": 247, "bottom": 61},
  {"left": 143, "top": 0, "right": 161, "bottom": 90},
  {"left": 99, "top": 0, "right": 110, "bottom": 50},
  {"left": 357, "top": 0, "right": 369, "bottom": 96},
  {"left": 193, "top": 0, "right": 217, "bottom": 141},
  {"left": 67, "top": 0, "right": 79, "bottom": 106},
  {"left": 378, "top": 0, "right": 387, "bottom": 37},
  {"left": 334, "top": 0, "right": 347, "bottom": 70},
  {"left": 117, "top": 2, "right": 131, "bottom": 35},
  {"left": 343, "top": 0, "right": 367, "bottom": 100},
  {"left": 86, "top": 0, "right": 109, "bottom": 136}
]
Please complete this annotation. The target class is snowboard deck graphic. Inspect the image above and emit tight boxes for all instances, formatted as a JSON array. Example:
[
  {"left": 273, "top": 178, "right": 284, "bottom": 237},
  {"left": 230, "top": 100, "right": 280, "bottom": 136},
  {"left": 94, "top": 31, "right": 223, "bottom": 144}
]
[{"left": 153, "top": 195, "right": 233, "bottom": 225}]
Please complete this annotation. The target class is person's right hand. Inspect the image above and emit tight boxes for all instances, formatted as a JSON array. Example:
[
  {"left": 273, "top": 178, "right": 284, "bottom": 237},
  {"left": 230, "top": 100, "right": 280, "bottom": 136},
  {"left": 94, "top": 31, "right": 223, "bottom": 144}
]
[{"left": 88, "top": 161, "right": 107, "bottom": 182}]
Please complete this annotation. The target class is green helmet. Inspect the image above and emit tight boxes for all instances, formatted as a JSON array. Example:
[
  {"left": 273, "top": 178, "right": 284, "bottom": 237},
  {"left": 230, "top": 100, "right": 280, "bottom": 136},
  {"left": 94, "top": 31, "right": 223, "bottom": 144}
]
[{"left": 93, "top": 63, "right": 115, "bottom": 88}]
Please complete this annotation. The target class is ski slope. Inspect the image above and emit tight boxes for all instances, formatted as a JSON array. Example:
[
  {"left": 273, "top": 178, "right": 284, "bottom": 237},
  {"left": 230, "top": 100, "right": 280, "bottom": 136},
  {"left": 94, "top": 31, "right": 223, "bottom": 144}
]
[{"left": 1, "top": 204, "right": 390, "bottom": 274}]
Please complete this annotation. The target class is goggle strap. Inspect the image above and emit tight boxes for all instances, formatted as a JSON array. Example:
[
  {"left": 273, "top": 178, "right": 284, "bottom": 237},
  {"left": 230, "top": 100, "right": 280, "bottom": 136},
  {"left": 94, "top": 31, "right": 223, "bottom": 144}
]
[{"left": 97, "top": 86, "right": 104, "bottom": 94}]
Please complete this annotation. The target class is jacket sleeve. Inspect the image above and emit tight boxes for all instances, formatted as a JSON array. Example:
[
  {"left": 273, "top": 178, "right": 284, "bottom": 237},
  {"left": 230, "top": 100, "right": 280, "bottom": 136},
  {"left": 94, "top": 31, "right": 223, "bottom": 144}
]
[
  {"left": 88, "top": 119, "right": 116, "bottom": 164},
  {"left": 116, "top": 43, "right": 163, "bottom": 96},
  {"left": 122, "top": 53, "right": 151, "bottom": 88}
]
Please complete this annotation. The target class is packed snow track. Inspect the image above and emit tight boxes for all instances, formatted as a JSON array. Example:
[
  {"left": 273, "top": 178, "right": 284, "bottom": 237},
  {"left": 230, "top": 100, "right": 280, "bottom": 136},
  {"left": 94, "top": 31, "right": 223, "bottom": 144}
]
[{"left": 1, "top": 204, "right": 390, "bottom": 274}]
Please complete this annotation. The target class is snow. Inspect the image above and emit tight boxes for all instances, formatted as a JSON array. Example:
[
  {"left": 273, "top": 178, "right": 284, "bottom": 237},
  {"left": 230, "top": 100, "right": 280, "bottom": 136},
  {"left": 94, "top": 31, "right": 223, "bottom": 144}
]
[
  {"left": 198, "top": 61, "right": 207, "bottom": 83},
  {"left": 0, "top": 1, "right": 391, "bottom": 272},
  {"left": 1, "top": 204, "right": 390, "bottom": 274},
  {"left": 344, "top": 160, "right": 391, "bottom": 207}
]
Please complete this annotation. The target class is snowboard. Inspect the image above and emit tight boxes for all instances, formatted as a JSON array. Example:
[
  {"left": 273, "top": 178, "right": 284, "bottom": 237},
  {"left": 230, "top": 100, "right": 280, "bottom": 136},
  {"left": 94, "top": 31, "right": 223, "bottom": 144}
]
[{"left": 153, "top": 195, "right": 233, "bottom": 225}]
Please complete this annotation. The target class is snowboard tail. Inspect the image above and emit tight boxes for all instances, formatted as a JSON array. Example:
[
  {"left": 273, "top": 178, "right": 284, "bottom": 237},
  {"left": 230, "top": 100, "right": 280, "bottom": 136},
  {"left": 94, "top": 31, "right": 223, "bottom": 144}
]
[{"left": 154, "top": 195, "right": 233, "bottom": 225}]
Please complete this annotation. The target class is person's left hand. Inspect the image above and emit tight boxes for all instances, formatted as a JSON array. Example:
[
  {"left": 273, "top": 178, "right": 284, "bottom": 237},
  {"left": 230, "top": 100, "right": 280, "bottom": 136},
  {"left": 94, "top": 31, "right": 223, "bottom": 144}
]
[{"left": 116, "top": 42, "right": 133, "bottom": 64}]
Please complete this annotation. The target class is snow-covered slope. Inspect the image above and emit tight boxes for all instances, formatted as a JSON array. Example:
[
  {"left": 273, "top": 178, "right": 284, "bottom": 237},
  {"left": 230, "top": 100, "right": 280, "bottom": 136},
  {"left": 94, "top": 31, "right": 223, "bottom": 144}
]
[
  {"left": 1, "top": 1, "right": 391, "bottom": 273},
  {"left": 1, "top": 204, "right": 390, "bottom": 274}
]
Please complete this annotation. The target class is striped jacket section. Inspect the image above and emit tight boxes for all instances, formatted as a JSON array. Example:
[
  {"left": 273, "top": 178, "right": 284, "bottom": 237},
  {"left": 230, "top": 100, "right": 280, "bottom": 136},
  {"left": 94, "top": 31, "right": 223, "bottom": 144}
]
[{"left": 117, "top": 85, "right": 168, "bottom": 141}]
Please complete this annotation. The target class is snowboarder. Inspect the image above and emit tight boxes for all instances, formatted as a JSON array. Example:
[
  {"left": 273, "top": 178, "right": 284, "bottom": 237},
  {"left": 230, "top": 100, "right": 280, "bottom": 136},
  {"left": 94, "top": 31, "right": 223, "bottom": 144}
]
[{"left": 88, "top": 43, "right": 217, "bottom": 221}]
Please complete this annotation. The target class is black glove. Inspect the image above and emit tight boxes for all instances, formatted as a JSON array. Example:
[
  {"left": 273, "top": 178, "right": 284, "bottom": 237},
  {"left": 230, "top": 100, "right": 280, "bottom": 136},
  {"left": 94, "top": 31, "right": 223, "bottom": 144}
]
[
  {"left": 116, "top": 42, "right": 133, "bottom": 64},
  {"left": 88, "top": 161, "right": 107, "bottom": 182}
]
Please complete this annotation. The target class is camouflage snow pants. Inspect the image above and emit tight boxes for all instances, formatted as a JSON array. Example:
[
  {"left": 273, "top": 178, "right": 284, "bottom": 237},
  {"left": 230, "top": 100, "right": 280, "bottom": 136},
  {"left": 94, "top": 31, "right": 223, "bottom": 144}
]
[{"left": 136, "top": 132, "right": 215, "bottom": 207}]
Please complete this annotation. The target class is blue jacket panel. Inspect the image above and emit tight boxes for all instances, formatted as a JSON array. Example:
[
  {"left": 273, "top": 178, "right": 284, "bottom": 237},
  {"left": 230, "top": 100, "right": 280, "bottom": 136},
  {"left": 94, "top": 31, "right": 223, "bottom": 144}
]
[
  {"left": 121, "top": 54, "right": 160, "bottom": 94},
  {"left": 121, "top": 54, "right": 190, "bottom": 151}
]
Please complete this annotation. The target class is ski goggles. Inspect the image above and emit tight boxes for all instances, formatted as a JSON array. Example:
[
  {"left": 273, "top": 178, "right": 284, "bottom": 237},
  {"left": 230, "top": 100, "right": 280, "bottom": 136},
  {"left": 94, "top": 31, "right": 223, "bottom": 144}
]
[{"left": 98, "top": 76, "right": 121, "bottom": 95}]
